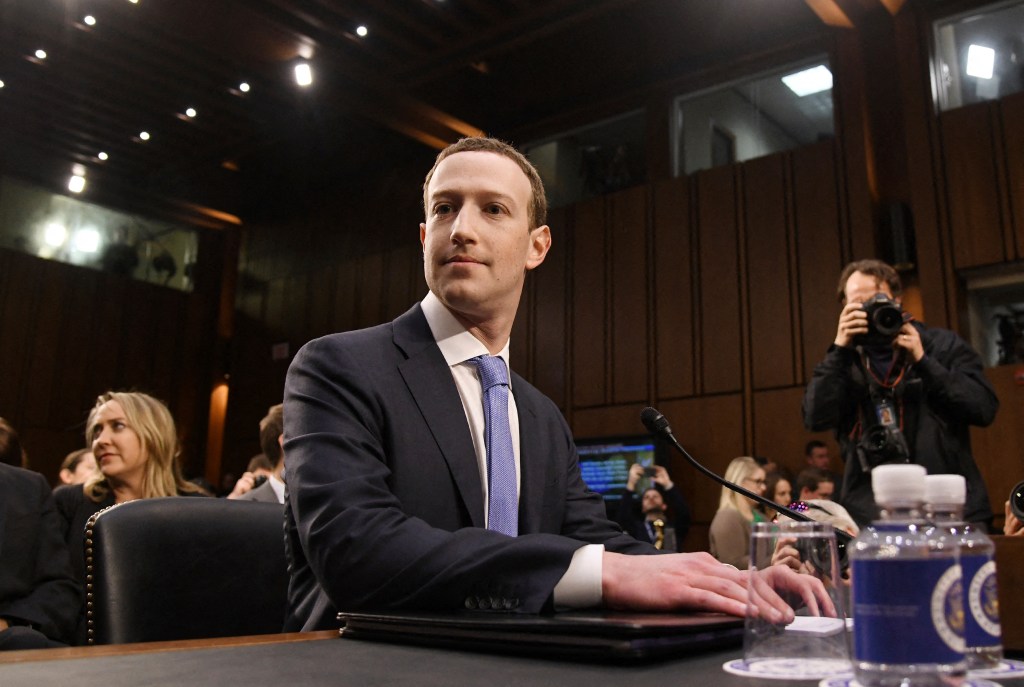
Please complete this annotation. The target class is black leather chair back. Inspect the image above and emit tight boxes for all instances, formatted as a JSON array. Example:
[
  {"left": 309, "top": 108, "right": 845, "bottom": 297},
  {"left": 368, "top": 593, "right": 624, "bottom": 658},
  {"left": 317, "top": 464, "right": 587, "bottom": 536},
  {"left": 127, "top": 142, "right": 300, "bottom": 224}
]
[{"left": 85, "top": 497, "right": 288, "bottom": 645}]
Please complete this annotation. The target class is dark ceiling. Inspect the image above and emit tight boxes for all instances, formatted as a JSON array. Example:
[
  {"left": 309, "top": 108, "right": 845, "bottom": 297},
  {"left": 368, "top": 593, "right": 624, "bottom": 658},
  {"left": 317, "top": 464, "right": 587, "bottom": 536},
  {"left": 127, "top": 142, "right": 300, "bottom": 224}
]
[{"left": 0, "top": 0, "right": 830, "bottom": 226}]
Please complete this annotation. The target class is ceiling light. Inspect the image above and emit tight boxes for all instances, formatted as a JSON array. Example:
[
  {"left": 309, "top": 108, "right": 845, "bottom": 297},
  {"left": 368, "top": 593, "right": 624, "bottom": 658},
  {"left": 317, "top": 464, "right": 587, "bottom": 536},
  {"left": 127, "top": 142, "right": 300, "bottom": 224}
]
[
  {"left": 239, "top": 81, "right": 250, "bottom": 93},
  {"left": 98, "top": 152, "right": 109, "bottom": 161},
  {"left": 44, "top": 223, "right": 68, "bottom": 248},
  {"left": 966, "top": 44, "right": 995, "bottom": 79},
  {"left": 127, "top": 0, "right": 139, "bottom": 4},
  {"left": 84, "top": 15, "right": 96, "bottom": 26},
  {"left": 35, "top": 49, "right": 47, "bottom": 60},
  {"left": 68, "top": 173, "right": 86, "bottom": 193},
  {"left": 0, "top": 80, "right": 5, "bottom": 89},
  {"left": 356, "top": 25, "right": 368, "bottom": 37},
  {"left": 185, "top": 107, "right": 197, "bottom": 118},
  {"left": 294, "top": 62, "right": 313, "bottom": 87},
  {"left": 139, "top": 131, "right": 150, "bottom": 141},
  {"left": 781, "top": 64, "right": 833, "bottom": 96},
  {"left": 73, "top": 228, "right": 101, "bottom": 253}
]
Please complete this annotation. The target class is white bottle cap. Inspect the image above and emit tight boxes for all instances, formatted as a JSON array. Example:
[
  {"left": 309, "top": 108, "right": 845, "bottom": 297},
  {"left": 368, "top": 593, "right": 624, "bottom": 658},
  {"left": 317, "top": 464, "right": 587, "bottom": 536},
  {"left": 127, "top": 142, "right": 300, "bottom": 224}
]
[
  {"left": 925, "top": 474, "right": 967, "bottom": 505},
  {"left": 872, "top": 464, "right": 927, "bottom": 504}
]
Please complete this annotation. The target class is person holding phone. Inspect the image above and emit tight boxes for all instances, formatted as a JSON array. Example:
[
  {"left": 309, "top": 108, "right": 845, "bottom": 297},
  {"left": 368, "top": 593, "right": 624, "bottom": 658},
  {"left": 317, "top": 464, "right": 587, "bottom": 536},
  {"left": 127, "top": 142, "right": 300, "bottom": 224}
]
[{"left": 616, "top": 463, "right": 690, "bottom": 551}]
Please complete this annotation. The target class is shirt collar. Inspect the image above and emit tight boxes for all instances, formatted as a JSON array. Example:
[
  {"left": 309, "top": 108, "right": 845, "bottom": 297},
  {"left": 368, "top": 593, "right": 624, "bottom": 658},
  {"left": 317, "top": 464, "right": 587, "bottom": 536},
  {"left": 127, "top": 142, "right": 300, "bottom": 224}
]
[{"left": 420, "top": 291, "right": 510, "bottom": 368}]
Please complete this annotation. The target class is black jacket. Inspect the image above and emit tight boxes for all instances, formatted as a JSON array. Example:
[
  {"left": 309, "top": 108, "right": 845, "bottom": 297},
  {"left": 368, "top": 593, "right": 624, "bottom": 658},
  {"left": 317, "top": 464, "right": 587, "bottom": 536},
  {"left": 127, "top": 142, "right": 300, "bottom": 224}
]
[
  {"left": 802, "top": 321, "right": 998, "bottom": 528},
  {"left": 615, "top": 485, "right": 691, "bottom": 551}
]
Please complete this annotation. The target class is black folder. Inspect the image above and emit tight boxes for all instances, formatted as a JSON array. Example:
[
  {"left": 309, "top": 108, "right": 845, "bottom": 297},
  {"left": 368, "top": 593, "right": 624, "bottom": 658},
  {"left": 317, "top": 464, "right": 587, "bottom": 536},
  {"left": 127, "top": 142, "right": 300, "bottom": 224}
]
[{"left": 337, "top": 610, "right": 744, "bottom": 662}]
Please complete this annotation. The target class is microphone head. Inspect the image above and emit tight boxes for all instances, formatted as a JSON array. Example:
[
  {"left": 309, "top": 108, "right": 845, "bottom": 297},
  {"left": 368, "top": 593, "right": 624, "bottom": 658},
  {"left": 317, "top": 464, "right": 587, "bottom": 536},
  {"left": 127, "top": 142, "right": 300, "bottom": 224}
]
[{"left": 640, "top": 407, "right": 671, "bottom": 436}]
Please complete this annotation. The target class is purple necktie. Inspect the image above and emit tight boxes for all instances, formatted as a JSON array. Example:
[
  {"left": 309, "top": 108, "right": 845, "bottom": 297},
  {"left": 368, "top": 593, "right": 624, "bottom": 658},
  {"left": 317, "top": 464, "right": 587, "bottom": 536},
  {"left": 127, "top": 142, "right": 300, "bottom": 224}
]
[{"left": 472, "top": 355, "right": 518, "bottom": 537}]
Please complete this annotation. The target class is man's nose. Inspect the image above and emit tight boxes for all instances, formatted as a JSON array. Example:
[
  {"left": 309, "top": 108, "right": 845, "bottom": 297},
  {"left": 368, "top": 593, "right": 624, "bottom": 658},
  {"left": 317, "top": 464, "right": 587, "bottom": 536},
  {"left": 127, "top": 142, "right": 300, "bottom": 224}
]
[{"left": 449, "top": 208, "right": 479, "bottom": 243}]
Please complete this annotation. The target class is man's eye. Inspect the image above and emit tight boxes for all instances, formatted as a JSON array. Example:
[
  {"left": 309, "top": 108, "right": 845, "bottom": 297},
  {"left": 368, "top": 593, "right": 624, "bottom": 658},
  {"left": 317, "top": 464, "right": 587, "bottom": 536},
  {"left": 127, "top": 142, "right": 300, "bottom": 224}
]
[
  {"left": 484, "top": 204, "right": 503, "bottom": 215},
  {"left": 434, "top": 203, "right": 453, "bottom": 215}
]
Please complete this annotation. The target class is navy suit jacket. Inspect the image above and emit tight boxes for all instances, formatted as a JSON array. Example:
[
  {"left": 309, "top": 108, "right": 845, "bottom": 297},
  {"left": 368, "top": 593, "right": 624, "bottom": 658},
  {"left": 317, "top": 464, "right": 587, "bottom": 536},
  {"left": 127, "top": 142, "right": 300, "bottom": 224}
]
[
  {"left": 0, "top": 463, "right": 80, "bottom": 644},
  {"left": 283, "top": 304, "right": 655, "bottom": 631}
]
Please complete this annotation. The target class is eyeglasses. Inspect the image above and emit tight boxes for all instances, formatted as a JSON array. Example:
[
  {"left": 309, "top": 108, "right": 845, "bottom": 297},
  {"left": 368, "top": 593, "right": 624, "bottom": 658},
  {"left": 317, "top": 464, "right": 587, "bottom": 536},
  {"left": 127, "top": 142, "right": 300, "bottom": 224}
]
[{"left": 744, "top": 477, "right": 767, "bottom": 486}]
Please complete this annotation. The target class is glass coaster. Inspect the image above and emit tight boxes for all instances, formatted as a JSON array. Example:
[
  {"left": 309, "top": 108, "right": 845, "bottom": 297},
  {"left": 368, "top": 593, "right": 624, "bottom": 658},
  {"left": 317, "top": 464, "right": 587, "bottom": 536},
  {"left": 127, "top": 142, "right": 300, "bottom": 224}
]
[{"left": 722, "top": 658, "right": 852, "bottom": 680}]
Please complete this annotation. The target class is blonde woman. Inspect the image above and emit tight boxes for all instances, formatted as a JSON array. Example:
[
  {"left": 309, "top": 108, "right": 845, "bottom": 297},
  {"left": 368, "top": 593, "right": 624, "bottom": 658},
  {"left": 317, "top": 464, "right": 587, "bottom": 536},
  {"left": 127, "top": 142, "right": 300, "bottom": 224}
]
[
  {"left": 54, "top": 391, "right": 206, "bottom": 643},
  {"left": 709, "top": 456, "right": 767, "bottom": 568}
]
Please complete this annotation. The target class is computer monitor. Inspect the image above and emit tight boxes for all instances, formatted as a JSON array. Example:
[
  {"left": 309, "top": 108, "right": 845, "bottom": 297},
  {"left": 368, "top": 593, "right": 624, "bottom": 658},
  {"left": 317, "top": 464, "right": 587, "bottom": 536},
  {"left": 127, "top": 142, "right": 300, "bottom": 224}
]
[{"left": 574, "top": 434, "right": 661, "bottom": 507}]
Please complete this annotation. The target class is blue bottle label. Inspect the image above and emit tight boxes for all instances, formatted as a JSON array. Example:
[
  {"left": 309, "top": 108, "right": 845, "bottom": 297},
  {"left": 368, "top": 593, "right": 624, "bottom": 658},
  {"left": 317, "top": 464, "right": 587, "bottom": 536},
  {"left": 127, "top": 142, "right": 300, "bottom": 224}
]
[
  {"left": 852, "top": 558, "right": 965, "bottom": 663},
  {"left": 963, "top": 555, "right": 1001, "bottom": 643}
]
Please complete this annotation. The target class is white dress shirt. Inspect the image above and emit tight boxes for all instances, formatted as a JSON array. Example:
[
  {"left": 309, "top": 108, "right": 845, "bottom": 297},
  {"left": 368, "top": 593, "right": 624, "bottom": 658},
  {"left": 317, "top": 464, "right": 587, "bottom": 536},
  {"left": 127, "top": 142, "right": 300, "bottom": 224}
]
[{"left": 420, "top": 292, "right": 602, "bottom": 608}]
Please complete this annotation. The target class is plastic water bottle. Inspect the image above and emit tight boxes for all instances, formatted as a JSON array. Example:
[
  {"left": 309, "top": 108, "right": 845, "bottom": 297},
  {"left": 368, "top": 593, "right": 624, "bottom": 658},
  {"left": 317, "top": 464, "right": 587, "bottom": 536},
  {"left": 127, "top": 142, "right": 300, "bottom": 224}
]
[
  {"left": 926, "top": 474, "right": 1003, "bottom": 669},
  {"left": 849, "top": 464, "right": 966, "bottom": 686}
]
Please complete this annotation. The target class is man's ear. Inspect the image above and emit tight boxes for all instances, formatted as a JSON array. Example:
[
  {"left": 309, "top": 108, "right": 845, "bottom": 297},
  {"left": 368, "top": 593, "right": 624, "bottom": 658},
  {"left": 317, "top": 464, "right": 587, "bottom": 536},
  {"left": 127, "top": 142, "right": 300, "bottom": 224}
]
[
  {"left": 419, "top": 223, "right": 427, "bottom": 249},
  {"left": 525, "top": 225, "right": 551, "bottom": 271}
]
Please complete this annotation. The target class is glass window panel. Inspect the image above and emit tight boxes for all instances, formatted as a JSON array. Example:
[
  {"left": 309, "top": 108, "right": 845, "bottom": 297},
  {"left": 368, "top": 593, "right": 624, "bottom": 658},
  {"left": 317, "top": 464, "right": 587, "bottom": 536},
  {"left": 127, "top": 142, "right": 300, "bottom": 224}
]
[
  {"left": 671, "top": 56, "right": 835, "bottom": 176},
  {"left": 0, "top": 176, "right": 198, "bottom": 292},
  {"left": 933, "top": 0, "right": 1024, "bottom": 112}
]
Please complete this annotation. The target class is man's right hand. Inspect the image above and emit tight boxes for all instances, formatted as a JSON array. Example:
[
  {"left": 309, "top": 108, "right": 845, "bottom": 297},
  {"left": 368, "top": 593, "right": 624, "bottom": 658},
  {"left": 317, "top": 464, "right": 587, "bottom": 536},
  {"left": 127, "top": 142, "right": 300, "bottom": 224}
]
[
  {"left": 601, "top": 551, "right": 835, "bottom": 622},
  {"left": 626, "top": 463, "right": 645, "bottom": 492},
  {"left": 834, "top": 301, "right": 869, "bottom": 349},
  {"left": 227, "top": 471, "right": 257, "bottom": 499}
]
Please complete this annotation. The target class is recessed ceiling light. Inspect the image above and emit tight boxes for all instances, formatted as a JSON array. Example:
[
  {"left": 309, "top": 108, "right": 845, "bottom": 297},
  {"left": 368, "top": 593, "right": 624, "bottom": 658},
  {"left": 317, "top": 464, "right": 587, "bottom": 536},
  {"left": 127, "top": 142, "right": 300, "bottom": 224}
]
[
  {"left": 139, "top": 131, "right": 150, "bottom": 141},
  {"left": 127, "top": 0, "right": 139, "bottom": 4},
  {"left": 239, "top": 81, "right": 250, "bottom": 93},
  {"left": 781, "top": 64, "right": 833, "bottom": 97},
  {"left": 0, "top": 80, "right": 5, "bottom": 89},
  {"left": 98, "top": 152, "right": 109, "bottom": 161},
  {"left": 966, "top": 44, "right": 995, "bottom": 79},
  {"left": 68, "top": 174, "right": 86, "bottom": 194},
  {"left": 35, "top": 49, "right": 47, "bottom": 60},
  {"left": 84, "top": 15, "right": 96, "bottom": 26},
  {"left": 356, "top": 25, "right": 368, "bottom": 37},
  {"left": 185, "top": 107, "right": 197, "bottom": 118},
  {"left": 294, "top": 62, "right": 313, "bottom": 87}
]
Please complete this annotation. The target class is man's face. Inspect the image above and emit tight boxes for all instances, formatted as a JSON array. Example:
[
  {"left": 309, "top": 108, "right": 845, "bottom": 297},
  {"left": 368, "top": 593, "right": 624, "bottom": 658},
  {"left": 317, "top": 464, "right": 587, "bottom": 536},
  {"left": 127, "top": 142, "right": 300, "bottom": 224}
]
[
  {"left": 641, "top": 488, "right": 665, "bottom": 515},
  {"left": 420, "top": 151, "right": 550, "bottom": 325},
  {"left": 801, "top": 481, "right": 835, "bottom": 501},
  {"left": 807, "top": 446, "right": 831, "bottom": 470},
  {"left": 843, "top": 271, "right": 896, "bottom": 305}
]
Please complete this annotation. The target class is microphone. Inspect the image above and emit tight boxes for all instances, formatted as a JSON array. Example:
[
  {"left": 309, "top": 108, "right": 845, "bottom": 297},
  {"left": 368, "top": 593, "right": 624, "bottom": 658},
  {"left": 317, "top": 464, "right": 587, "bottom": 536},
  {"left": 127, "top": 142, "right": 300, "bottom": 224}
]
[{"left": 639, "top": 407, "right": 852, "bottom": 567}]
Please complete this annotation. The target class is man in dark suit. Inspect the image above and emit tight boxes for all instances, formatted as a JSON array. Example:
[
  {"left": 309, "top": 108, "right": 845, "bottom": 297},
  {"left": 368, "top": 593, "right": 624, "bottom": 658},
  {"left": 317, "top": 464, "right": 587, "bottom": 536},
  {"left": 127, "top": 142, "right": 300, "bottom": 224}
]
[
  {"left": 284, "top": 137, "right": 830, "bottom": 631},
  {"left": 0, "top": 462, "right": 81, "bottom": 650}
]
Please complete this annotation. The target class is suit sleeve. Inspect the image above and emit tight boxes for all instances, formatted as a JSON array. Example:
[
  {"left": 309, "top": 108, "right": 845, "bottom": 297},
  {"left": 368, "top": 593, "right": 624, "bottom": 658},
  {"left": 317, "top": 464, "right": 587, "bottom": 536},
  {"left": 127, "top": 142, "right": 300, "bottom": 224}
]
[
  {"left": 0, "top": 472, "right": 81, "bottom": 643},
  {"left": 286, "top": 336, "right": 602, "bottom": 615}
]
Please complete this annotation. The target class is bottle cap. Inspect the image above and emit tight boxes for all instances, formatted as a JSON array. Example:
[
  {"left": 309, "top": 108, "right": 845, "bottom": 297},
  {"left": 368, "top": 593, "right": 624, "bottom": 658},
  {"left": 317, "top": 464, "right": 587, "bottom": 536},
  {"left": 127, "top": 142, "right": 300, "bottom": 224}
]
[
  {"left": 924, "top": 474, "right": 966, "bottom": 505},
  {"left": 872, "top": 464, "right": 926, "bottom": 503}
]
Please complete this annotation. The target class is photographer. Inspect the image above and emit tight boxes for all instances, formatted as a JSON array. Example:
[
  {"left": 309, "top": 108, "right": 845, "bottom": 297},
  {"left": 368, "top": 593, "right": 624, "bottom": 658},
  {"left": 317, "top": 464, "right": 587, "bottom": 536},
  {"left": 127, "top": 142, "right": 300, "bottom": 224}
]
[
  {"left": 616, "top": 463, "right": 691, "bottom": 551},
  {"left": 802, "top": 259, "right": 998, "bottom": 529}
]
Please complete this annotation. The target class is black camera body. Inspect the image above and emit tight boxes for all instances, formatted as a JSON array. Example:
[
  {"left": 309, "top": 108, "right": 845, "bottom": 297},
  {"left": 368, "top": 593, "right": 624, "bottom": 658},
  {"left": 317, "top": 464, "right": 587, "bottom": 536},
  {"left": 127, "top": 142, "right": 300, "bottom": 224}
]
[
  {"left": 856, "top": 423, "right": 910, "bottom": 472},
  {"left": 856, "top": 294, "right": 905, "bottom": 347}
]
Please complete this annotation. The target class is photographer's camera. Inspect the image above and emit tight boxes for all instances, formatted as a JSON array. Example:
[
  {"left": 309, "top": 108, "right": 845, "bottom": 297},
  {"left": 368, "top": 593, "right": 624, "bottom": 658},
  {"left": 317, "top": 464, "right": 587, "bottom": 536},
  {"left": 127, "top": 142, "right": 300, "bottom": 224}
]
[{"left": 856, "top": 294, "right": 904, "bottom": 347}]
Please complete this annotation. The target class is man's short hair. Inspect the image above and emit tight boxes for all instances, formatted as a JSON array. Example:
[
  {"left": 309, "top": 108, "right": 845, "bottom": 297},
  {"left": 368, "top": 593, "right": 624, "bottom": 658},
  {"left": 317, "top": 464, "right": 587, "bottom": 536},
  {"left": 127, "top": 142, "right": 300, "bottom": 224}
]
[
  {"left": 795, "top": 467, "right": 834, "bottom": 496},
  {"left": 804, "top": 440, "right": 827, "bottom": 457},
  {"left": 836, "top": 259, "right": 902, "bottom": 303},
  {"left": 0, "top": 417, "right": 26, "bottom": 468},
  {"left": 247, "top": 454, "right": 274, "bottom": 473},
  {"left": 422, "top": 136, "right": 548, "bottom": 230},
  {"left": 259, "top": 403, "right": 284, "bottom": 464}
]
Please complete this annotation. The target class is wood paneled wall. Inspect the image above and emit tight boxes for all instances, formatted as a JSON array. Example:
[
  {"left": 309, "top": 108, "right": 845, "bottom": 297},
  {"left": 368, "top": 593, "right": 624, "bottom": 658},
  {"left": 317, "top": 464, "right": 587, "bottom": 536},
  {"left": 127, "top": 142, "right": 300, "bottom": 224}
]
[{"left": 0, "top": 230, "right": 224, "bottom": 483}]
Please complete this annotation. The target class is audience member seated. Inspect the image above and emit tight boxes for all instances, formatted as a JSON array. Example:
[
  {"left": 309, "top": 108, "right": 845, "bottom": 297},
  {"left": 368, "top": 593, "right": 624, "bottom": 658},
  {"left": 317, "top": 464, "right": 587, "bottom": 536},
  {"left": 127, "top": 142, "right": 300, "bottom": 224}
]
[
  {"left": 239, "top": 404, "right": 285, "bottom": 504},
  {"left": 615, "top": 463, "right": 691, "bottom": 551},
  {"left": 54, "top": 391, "right": 208, "bottom": 644},
  {"left": 803, "top": 440, "right": 842, "bottom": 497},
  {"left": 709, "top": 457, "right": 767, "bottom": 568},
  {"left": 0, "top": 417, "right": 28, "bottom": 468},
  {"left": 1, "top": 457, "right": 81, "bottom": 650},
  {"left": 226, "top": 453, "right": 275, "bottom": 500},
  {"left": 758, "top": 471, "right": 793, "bottom": 521},
  {"left": 795, "top": 467, "right": 835, "bottom": 502},
  {"left": 58, "top": 448, "right": 98, "bottom": 486}
]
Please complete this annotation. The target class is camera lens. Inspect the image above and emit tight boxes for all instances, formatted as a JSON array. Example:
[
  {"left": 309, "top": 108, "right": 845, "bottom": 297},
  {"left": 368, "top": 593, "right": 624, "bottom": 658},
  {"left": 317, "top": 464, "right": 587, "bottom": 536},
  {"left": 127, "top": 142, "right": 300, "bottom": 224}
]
[
  {"left": 1010, "top": 480, "right": 1024, "bottom": 521},
  {"left": 872, "top": 303, "right": 904, "bottom": 337}
]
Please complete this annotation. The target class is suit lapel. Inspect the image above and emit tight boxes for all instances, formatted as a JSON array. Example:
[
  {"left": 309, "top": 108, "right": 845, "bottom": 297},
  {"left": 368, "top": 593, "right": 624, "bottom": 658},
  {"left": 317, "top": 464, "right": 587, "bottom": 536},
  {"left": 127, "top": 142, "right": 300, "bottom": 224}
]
[
  {"left": 514, "top": 379, "right": 549, "bottom": 534},
  {"left": 394, "top": 305, "right": 486, "bottom": 528}
]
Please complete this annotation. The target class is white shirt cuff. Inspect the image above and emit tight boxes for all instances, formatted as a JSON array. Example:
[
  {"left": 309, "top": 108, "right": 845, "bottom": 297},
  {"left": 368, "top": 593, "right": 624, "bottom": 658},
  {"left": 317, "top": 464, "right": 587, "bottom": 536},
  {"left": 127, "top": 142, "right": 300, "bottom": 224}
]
[{"left": 552, "top": 544, "right": 604, "bottom": 609}]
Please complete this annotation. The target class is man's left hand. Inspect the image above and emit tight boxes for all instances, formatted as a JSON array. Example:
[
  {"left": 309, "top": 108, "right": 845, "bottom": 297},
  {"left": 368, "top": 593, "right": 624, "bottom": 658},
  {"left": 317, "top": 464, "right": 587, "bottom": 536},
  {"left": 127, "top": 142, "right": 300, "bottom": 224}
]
[
  {"left": 894, "top": 323, "right": 925, "bottom": 362},
  {"left": 652, "top": 465, "right": 673, "bottom": 490}
]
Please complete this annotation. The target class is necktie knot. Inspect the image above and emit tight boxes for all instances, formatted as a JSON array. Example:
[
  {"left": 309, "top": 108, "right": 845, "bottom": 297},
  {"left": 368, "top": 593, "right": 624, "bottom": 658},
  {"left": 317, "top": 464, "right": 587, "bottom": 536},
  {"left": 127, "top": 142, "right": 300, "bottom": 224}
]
[{"left": 473, "top": 355, "right": 508, "bottom": 391}]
